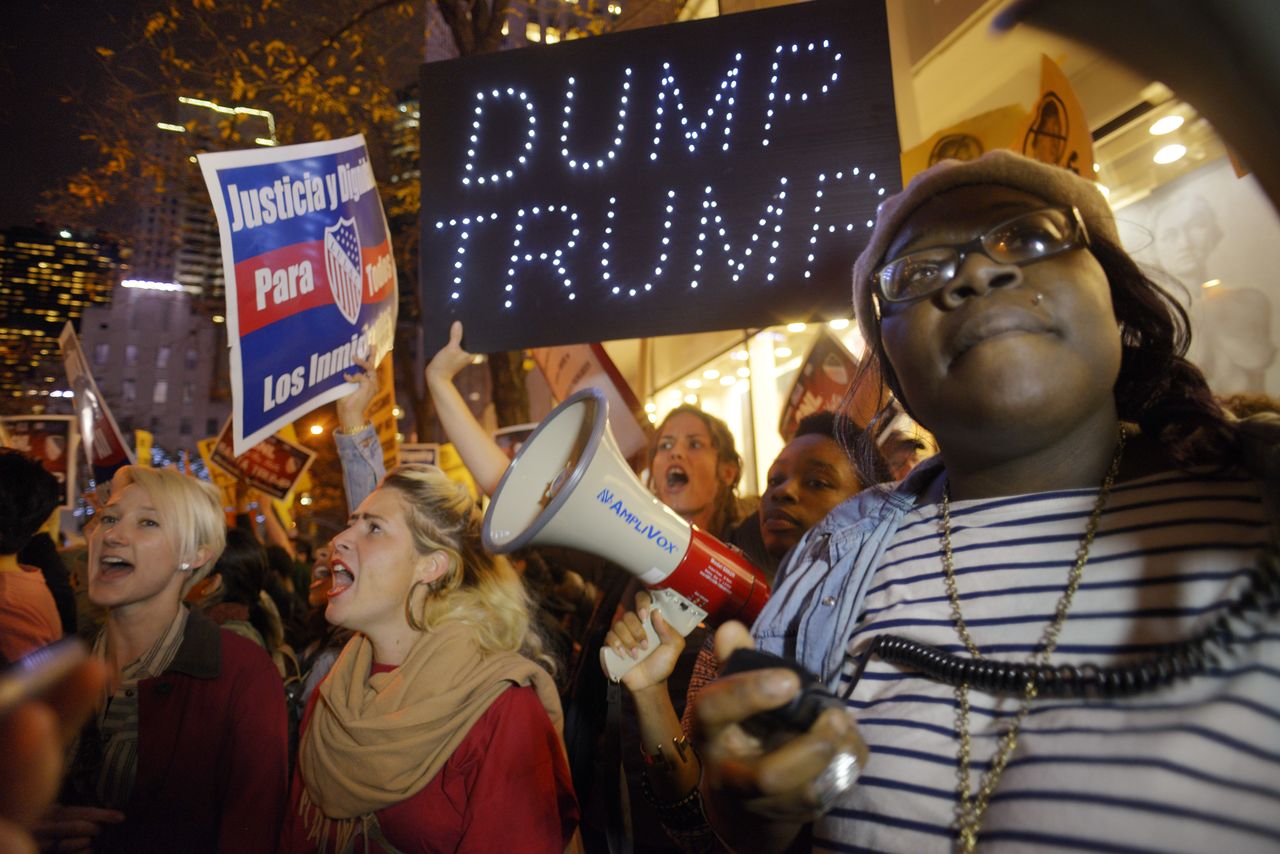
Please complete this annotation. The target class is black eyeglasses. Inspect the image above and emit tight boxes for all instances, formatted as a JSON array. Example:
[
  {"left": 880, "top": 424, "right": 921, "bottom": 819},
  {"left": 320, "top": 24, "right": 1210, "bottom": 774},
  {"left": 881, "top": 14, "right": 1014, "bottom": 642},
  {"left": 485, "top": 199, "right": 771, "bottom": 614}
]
[{"left": 872, "top": 206, "right": 1090, "bottom": 304}]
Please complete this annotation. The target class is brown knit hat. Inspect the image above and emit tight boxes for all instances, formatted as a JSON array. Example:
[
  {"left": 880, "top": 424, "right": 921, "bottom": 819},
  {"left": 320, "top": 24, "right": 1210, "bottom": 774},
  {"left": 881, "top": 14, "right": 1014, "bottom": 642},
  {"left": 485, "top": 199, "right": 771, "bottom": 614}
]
[{"left": 851, "top": 150, "right": 1119, "bottom": 346}]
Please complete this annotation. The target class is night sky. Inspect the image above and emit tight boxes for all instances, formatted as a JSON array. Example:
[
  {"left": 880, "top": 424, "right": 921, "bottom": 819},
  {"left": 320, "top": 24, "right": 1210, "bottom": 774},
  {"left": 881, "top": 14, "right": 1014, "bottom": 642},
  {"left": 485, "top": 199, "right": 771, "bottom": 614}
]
[{"left": 0, "top": 0, "right": 137, "bottom": 230}]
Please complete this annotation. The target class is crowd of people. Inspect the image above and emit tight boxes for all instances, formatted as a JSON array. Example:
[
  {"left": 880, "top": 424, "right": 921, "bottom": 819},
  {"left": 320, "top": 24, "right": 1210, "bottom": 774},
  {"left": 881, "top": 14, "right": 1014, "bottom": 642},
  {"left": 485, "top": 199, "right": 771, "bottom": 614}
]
[{"left": 1, "top": 146, "right": 1277, "bottom": 853}]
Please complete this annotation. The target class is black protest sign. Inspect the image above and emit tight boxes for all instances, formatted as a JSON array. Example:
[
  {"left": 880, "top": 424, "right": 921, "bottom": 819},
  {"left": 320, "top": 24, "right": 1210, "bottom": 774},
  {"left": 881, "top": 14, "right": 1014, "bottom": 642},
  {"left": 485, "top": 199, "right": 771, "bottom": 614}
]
[{"left": 419, "top": 0, "right": 899, "bottom": 353}]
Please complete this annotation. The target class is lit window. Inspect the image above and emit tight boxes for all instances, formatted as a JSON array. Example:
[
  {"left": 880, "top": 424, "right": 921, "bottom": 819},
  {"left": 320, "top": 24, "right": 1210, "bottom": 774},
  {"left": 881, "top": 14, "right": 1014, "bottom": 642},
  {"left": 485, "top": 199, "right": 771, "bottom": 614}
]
[{"left": 153, "top": 381, "right": 168, "bottom": 404}]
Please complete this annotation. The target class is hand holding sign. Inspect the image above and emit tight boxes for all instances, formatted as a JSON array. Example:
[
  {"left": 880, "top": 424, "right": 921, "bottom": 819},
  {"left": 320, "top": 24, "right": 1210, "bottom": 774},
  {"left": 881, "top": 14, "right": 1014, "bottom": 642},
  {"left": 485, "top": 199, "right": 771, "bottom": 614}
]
[{"left": 336, "top": 354, "right": 380, "bottom": 433}]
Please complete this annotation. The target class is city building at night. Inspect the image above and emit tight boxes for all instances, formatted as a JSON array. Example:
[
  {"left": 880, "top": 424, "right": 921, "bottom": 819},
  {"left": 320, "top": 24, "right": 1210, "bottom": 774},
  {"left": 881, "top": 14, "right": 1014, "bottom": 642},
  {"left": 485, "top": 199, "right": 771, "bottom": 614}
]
[
  {"left": 78, "top": 278, "right": 227, "bottom": 457},
  {"left": 0, "top": 225, "right": 120, "bottom": 410},
  {"left": 136, "top": 95, "right": 278, "bottom": 319}
]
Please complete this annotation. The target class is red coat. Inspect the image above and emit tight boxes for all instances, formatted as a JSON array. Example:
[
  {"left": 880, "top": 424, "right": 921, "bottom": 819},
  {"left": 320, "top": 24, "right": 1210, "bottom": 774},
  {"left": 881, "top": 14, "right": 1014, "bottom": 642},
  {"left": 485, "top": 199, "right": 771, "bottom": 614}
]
[
  {"left": 86, "top": 608, "right": 289, "bottom": 853},
  {"left": 281, "top": 681, "right": 579, "bottom": 852}
]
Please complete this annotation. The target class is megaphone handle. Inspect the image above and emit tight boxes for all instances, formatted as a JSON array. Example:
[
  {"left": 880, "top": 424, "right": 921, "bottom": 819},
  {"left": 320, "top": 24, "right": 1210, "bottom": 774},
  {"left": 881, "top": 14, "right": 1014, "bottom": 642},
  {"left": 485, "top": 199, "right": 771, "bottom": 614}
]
[
  {"left": 600, "top": 611, "right": 663, "bottom": 682},
  {"left": 600, "top": 589, "right": 708, "bottom": 683}
]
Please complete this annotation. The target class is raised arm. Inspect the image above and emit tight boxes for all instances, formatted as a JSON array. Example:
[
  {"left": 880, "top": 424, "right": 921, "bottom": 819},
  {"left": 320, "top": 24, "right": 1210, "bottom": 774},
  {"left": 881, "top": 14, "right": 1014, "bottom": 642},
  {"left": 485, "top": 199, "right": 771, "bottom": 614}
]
[
  {"left": 334, "top": 354, "right": 386, "bottom": 514},
  {"left": 425, "top": 321, "right": 512, "bottom": 496}
]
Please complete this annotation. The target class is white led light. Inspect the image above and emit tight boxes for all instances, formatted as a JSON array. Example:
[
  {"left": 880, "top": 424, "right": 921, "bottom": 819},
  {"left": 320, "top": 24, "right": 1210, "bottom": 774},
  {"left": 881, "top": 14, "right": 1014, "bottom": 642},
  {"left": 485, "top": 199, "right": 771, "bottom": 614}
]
[{"left": 464, "top": 86, "right": 536, "bottom": 188}]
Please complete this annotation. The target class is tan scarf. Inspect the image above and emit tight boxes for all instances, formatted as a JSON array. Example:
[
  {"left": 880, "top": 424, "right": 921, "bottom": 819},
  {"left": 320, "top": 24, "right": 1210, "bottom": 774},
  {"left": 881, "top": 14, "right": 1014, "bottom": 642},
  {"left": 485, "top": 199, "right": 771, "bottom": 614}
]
[{"left": 297, "top": 621, "right": 562, "bottom": 848}]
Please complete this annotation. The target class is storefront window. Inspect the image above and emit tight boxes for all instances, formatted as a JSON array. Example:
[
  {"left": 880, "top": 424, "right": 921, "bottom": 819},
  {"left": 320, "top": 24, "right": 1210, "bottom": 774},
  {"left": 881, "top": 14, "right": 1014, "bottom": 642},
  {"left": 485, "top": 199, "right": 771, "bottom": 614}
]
[{"left": 644, "top": 319, "right": 866, "bottom": 494}]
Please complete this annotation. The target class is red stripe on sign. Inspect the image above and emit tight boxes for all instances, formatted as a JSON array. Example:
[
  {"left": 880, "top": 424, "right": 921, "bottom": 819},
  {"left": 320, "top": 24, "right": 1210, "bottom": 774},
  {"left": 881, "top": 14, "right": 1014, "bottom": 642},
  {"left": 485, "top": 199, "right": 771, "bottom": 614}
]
[
  {"left": 234, "top": 241, "right": 331, "bottom": 335},
  {"left": 234, "top": 240, "right": 395, "bottom": 335},
  {"left": 362, "top": 240, "right": 395, "bottom": 302}
]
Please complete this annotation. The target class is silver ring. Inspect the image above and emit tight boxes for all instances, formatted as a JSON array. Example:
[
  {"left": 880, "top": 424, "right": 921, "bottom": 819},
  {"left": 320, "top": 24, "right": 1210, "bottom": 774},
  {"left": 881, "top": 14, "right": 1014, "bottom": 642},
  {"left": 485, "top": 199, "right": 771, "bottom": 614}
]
[{"left": 810, "top": 750, "right": 861, "bottom": 813}]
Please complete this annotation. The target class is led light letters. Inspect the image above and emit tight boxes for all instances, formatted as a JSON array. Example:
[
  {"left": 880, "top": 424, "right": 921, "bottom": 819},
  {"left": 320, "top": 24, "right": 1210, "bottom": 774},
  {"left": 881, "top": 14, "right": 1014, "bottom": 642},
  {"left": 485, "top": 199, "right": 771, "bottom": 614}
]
[{"left": 420, "top": 0, "right": 899, "bottom": 353}]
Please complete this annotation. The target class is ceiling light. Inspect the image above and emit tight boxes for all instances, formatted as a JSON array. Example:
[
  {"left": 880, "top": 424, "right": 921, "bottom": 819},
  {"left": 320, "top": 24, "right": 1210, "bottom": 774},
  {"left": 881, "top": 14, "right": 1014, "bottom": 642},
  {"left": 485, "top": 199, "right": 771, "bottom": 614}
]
[
  {"left": 1149, "top": 115, "right": 1185, "bottom": 135},
  {"left": 1153, "top": 144, "right": 1187, "bottom": 165},
  {"left": 828, "top": 318, "right": 850, "bottom": 330},
  {"left": 786, "top": 322, "right": 807, "bottom": 333},
  {"left": 1202, "top": 278, "right": 1221, "bottom": 289}
]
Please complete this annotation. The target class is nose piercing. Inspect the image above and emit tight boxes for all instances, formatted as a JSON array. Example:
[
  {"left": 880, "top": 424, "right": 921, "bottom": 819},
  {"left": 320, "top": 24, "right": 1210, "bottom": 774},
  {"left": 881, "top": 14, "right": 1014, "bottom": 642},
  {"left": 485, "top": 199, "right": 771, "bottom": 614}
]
[{"left": 1031, "top": 293, "right": 1043, "bottom": 306}]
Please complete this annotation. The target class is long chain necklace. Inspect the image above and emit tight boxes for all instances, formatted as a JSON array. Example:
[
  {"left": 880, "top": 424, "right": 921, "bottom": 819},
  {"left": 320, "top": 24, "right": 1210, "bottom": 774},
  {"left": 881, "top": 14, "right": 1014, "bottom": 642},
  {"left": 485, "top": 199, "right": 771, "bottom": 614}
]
[{"left": 941, "top": 426, "right": 1127, "bottom": 854}]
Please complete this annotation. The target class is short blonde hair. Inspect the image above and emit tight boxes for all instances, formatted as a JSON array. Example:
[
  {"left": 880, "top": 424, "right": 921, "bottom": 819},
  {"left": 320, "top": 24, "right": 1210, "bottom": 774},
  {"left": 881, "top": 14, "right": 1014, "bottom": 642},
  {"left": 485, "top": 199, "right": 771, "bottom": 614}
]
[
  {"left": 111, "top": 466, "right": 227, "bottom": 594},
  {"left": 380, "top": 464, "right": 550, "bottom": 670}
]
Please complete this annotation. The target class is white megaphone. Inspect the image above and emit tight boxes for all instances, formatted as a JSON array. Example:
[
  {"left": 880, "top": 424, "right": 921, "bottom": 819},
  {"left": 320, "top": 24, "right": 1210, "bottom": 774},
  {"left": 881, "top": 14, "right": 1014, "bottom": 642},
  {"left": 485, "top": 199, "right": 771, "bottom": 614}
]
[{"left": 483, "top": 388, "right": 769, "bottom": 682}]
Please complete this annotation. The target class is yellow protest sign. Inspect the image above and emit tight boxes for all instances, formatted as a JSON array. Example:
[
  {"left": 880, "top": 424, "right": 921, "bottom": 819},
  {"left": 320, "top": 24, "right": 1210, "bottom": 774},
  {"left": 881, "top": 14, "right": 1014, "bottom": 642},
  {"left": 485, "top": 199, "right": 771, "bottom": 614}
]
[
  {"left": 1016, "top": 55, "right": 1095, "bottom": 178},
  {"left": 901, "top": 104, "right": 1029, "bottom": 184},
  {"left": 134, "top": 430, "right": 153, "bottom": 467},
  {"left": 437, "top": 443, "right": 478, "bottom": 500},
  {"left": 197, "top": 436, "right": 238, "bottom": 511}
]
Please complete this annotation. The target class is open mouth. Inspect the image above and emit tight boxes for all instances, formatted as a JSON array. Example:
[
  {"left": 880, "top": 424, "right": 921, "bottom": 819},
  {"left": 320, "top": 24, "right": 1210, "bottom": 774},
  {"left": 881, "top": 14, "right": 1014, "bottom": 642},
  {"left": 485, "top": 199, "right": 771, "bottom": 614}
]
[
  {"left": 97, "top": 555, "right": 134, "bottom": 580},
  {"left": 328, "top": 560, "right": 355, "bottom": 597},
  {"left": 665, "top": 466, "right": 689, "bottom": 491}
]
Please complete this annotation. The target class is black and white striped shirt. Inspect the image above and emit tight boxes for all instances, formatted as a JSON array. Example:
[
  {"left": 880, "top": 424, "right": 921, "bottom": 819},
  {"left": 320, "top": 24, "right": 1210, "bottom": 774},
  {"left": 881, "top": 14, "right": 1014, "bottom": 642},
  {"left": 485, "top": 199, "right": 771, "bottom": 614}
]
[{"left": 817, "top": 470, "right": 1279, "bottom": 853}]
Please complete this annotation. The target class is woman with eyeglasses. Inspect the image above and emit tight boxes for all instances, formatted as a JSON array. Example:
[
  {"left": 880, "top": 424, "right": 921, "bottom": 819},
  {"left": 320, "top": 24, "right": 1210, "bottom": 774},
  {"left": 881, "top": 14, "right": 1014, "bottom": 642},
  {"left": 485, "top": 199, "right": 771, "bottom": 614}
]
[{"left": 690, "top": 150, "right": 1280, "bottom": 853}]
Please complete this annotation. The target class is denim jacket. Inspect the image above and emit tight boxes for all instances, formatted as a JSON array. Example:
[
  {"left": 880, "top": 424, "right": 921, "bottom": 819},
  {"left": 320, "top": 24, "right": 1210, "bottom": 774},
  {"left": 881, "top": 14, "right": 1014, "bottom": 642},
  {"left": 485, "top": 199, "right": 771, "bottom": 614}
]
[
  {"left": 752, "top": 413, "right": 1280, "bottom": 692},
  {"left": 751, "top": 456, "right": 944, "bottom": 691},
  {"left": 334, "top": 424, "right": 385, "bottom": 515}
]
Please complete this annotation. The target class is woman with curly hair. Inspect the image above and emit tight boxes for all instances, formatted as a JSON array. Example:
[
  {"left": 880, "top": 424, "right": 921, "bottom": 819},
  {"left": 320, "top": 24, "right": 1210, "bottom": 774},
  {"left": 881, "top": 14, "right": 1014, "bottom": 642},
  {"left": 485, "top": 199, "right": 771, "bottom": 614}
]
[{"left": 280, "top": 464, "right": 578, "bottom": 852}]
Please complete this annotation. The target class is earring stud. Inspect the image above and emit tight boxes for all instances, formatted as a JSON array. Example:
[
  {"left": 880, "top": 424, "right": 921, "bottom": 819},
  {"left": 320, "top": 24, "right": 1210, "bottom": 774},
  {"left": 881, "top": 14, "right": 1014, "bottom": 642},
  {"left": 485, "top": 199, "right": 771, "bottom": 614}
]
[
  {"left": 179, "top": 562, "right": 191, "bottom": 572},
  {"left": 1031, "top": 293, "right": 1044, "bottom": 306}
]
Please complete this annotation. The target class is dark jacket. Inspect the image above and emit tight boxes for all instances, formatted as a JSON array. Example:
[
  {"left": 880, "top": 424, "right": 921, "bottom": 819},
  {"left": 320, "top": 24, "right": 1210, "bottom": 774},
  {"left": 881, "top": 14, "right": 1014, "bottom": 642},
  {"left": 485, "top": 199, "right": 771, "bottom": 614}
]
[{"left": 71, "top": 608, "right": 289, "bottom": 853}]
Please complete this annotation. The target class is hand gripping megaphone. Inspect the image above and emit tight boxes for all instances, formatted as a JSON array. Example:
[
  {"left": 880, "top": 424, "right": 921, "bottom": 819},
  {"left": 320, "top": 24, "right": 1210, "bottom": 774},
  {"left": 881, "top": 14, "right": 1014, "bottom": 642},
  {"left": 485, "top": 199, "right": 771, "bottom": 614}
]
[{"left": 482, "top": 388, "right": 769, "bottom": 682}]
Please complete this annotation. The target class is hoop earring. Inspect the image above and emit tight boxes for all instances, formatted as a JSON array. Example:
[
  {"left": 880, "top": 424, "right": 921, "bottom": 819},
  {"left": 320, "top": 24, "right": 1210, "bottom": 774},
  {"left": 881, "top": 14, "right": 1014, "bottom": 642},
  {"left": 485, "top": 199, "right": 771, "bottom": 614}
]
[{"left": 405, "top": 578, "right": 443, "bottom": 631}]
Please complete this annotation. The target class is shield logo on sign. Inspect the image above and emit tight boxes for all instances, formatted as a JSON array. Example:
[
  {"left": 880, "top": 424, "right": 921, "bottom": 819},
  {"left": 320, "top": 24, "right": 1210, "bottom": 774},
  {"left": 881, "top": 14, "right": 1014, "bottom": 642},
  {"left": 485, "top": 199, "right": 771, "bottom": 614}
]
[{"left": 324, "top": 216, "right": 363, "bottom": 325}]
